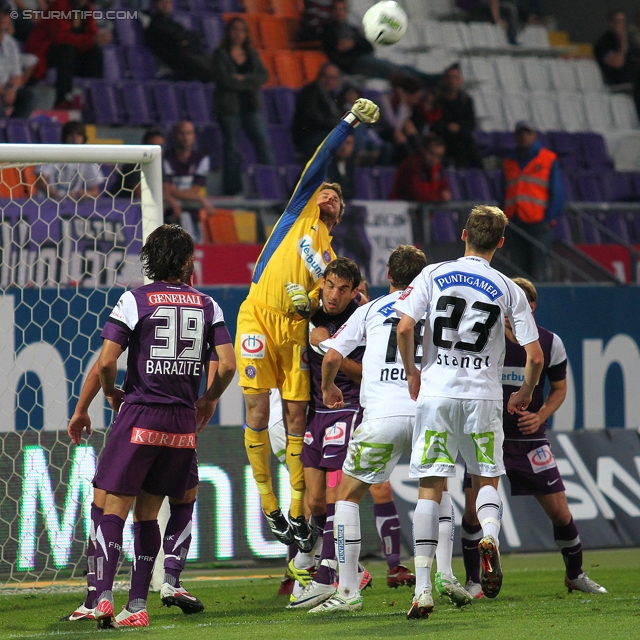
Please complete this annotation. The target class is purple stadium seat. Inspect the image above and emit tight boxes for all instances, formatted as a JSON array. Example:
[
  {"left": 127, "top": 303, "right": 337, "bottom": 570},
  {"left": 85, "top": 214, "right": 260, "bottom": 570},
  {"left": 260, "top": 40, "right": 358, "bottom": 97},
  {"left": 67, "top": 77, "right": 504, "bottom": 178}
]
[
  {"left": 5, "top": 120, "right": 33, "bottom": 143},
  {"left": 89, "top": 81, "right": 120, "bottom": 124},
  {"left": 473, "top": 130, "right": 495, "bottom": 157},
  {"left": 239, "top": 130, "right": 258, "bottom": 165},
  {"left": 216, "top": 0, "right": 242, "bottom": 10},
  {"left": 548, "top": 131, "right": 580, "bottom": 158},
  {"left": 196, "top": 124, "right": 222, "bottom": 168},
  {"left": 600, "top": 172, "right": 633, "bottom": 202},
  {"left": 354, "top": 167, "right": 379, "bottom": 200},
  {"left": 114, "top": 18, "right": 144, "bottom": 46},
  {"left": 606, "top": 212, "right": 632, "bottom": 243},
  {"left": 270, "top": 87, "right": 297, "bottom": 127},
  {"left": 149, "top": 81, "right": 181, "bottom": 123},
  {"left": 537, "top": 132, "right": 550, "bottom": 150},
  {"left": 376, "top": 167, "right": 397, "bottom": 200},
  {"left": 484, "top": 169, "right": 503, "bottom": 201},
  {"left": 551, "top": 216, "right": 573, "bottom": 243},
  {"left": 444, "top": 168, "right": 465, "bottom": 201},
  {"left": 102, "top": 46, "right": 124, "bottom": 82},
  {"left": 124, "top": 46, "right": 157, "bottom": 80},
  {"left": 431, "top": 210, "right": 459, "bottom": 244},
  {"left": 628, "top": 213, "right": 640, "bottom": 242},
  {"left": 578, "top": 132, "right": 612, "bottom": 169},
  {"left": 247, "top": 164, "right": 286, "bottom": 199},
  {"left": 561, "top": 171, "right": 578, "bottom": 203},
  {"left": 200, "top": 15, "right": 224, "bottom": 53},
  {"left": 178, "top": 82, "right": 211, "bottom": 123},
  {"left": 262, "top": 89, "right": 280, "bottom": 125},
  {"left": 284, "top": 164, "right": 302, "bottom": 192},
  {"left": 119, "top": 81, "right": 153, "bottom": 125},
  {"left": 558, "top": 155, "right": 583, "bottom": 171},
  {"left": 172, "top": 12, "right": 193, "bottom": 30},
  {"left": 459, "top": 168, "right": 492, "bottom": 201},
  {"left": 36, "top": 120, "right": 62, "bottom": 144},
  {"left": 578, "top": 214, "right": 603, "bottom": 244},
  {"left": 495, "top": 131, "right": 516, "bottom": 155},
  {"left": 576, "top": 171, "right": 604, "bottom": 202},
  {"left": 268, "top": 124, "right": 298, "bottom": 165}
]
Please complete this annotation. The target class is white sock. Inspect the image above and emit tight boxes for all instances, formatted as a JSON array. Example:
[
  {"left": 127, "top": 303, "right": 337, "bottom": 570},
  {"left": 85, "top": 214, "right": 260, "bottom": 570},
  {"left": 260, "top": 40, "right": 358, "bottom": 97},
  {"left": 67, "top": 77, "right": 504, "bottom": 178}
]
[
  {"left": 413, "top": 499, "right": 439, "bottom": 595},
  {"left": 334, "top": 500, "right": 361, "bottom": 598},
  {"left": 435, "top": 491, "right": 454, "bottom": 576},
  {"left": 476, "top": 485, "right": 502, "bottom": 544},
  {"left": 293, "top": 549, "right": 315, "bottom": 569}
]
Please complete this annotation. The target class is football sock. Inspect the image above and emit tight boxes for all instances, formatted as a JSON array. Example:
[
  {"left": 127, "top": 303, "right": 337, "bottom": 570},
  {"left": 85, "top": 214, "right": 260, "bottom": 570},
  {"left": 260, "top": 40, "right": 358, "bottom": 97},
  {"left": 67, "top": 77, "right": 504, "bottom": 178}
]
[
  {"left": 476, "top": 485, "right": 502, "bottom": 543},
  {"left": 413, "top": 499, "right": 439, "bottom": 594},
  {"left": 310, "top": 512, "right": 326, "bottom": 565},
  {"left": 245, "top": 425, "right": 278, "bottom": 514},
  {"left": 83, "top": 502, "right": 103, "bottom": 609},
  {"left": 128, "top": 520, "right": 161, "bottom": 610},
  {"left": 461, "top": 517, "right": 482, "bottom": 584},
  {"left": 293, "top": 550, "right": 315, "bottom": 569},
  {"left": 373, "top": 501, "right": 401, "bottom": 570},
  {"left": 554, "top": 518, "right": 583, "bottom": 580},
  {"left": 163, "top": 500, "right": 195, "bottom": 587},
  {"left": 315, "top": 503, "right": 336, "bottom": 585},
  {"left": 435, "top": 491, "right": 454, "bottom": 577},
  {"left": 334, "top": 500, "right": 361, "bottom": 598},
  {"left": 286, "top": 433, "right": 305, "bottom": 519},
  {"left": 95, "top": 513, "right": 125, "bottom": 602}
]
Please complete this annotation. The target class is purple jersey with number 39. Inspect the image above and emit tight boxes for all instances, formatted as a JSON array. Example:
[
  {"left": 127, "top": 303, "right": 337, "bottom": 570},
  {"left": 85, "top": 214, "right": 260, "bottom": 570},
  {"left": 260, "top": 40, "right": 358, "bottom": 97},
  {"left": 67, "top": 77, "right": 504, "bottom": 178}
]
[{"left": 101, "top": 281, "right": 231, "bottom": 408}]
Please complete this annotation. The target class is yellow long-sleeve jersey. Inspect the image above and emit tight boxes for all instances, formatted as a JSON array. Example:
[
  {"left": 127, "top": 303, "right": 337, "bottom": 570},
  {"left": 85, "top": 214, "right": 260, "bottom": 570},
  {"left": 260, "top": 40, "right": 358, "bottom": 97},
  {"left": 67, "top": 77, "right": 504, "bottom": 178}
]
[{"left": 247, "top": 119, "right": 355, "bottom": 313}]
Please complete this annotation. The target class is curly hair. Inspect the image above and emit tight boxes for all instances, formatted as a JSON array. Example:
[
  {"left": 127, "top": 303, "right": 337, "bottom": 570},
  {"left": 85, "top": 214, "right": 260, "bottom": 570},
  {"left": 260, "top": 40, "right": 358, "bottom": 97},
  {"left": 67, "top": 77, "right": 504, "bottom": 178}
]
[{"left": 140, "top": 225, "right": 194, "bottom": 282}]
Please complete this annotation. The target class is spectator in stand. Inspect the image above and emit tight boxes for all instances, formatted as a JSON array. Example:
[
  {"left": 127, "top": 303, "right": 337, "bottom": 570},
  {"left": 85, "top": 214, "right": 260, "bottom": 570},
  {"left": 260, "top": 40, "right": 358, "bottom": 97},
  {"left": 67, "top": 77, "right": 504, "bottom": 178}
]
[
  {"left": 456, "top": 0, "right": 520, "bottom": 44},
  {"left": 292, "top": 62, "right": 342, "bottom": 161},
  {"left": 145, "top": 0, "right": 212, "bottom": 82},
  {"left": 25, "top": 0, "right": 111, "bottom": 109},
  {"left": 389, "top": 134, "right": 451, "bottom": 203},
  {"left": 595, "top": 10, "right": 640, "bottom": 117},
  {"left": 299, "top": 0, "right": 333, "bottom": 41},
  {"left": 325, "top": 133, "right": 356, "bottom": 200},
  {"left": 212, "top": 17, "right": 275, "bottom": 196},
  {"left": 502, "top": 121, "right": 564, "bottom": 282},
  {"left": 36, "top": 121, "right": 105, "bottom": 199},
  {"left": 12, "top": 0, "right": 48, "bottom": 43},
  {"left": 163, "top": 120, "right": 215, "bottom": 241},
  {"left": 379, "top": 74, "right": 423, "bottom": 165},
  {"left": 321, "top": 0, "right": 436, "bottom": 87},
  {"left": 413, "top": 88, "right": 443, "bottom": 135},
  {"left": 0, "top": 4, "right": 35, "bottom": 118},
  {"left": 432, "top": 63, "right": 482, "bottom": 169}
]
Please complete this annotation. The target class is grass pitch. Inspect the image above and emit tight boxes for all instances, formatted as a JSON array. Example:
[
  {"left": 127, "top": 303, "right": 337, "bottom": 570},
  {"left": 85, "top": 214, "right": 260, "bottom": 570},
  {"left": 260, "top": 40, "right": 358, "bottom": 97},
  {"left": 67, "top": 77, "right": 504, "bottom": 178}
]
[{"left": 1, "top": 549, "right": 638, "bottom": 640}]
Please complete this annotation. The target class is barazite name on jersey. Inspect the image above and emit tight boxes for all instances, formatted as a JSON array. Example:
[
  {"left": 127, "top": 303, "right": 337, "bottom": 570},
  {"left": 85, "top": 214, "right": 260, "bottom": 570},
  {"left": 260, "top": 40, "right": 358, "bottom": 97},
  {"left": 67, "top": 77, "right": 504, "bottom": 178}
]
[{"left": 145, "top": 360, "right": 203, "bottom": 376}]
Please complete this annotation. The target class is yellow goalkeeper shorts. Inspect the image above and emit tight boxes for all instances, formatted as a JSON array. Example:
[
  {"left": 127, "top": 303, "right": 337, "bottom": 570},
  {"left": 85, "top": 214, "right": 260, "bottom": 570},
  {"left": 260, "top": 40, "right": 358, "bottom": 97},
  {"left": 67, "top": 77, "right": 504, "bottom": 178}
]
[{"left": 235, "top": 299, "right": 310, "bottom": 402}]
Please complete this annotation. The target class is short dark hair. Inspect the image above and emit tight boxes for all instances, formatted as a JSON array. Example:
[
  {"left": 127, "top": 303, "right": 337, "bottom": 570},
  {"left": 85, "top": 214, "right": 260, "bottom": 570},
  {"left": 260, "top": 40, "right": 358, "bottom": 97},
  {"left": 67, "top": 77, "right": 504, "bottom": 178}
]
[
  {"left": 390, "top": 73, "right": 422, "bottom": 94},
  {"left": 140, "top": 224, "right": 195, "bottom": 282},
  {"left": 62, "top": 121, "right": 86, "bottom": 144},
  {"left": 320, "top": 181, "right": 345, "bottom": 219},
  {"left": 142, "top": 127, "right": 165, "bottom": 144},
  {"left": 323, "top": 257, "right": 361, "bottom": 290},
  {"left": 388, "top": 244, "right": 427, "bottom": 289},
  {"left": 465, "top": 205, "right": 508, "bottom": 253},
  {"left": 512, "top": 277, "right": 537, "bottom": 303}
]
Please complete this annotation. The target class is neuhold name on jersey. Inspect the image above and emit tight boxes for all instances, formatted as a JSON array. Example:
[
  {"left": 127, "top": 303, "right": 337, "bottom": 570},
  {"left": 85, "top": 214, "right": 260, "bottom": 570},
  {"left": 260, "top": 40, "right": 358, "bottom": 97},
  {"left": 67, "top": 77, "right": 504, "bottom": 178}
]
[
  {"left": 436, "top": 353, "right": 490, "bottom": 370},
  {"left": 379, "top": 366, "right": 407, "bottom": 381}
]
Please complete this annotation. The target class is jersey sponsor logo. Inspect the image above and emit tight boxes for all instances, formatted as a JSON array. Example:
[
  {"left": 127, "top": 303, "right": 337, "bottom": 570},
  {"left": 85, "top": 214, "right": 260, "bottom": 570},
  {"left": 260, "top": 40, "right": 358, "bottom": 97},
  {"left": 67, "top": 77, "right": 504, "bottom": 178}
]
[
  {"left": 421, "top": 431, "right": 454, "bottom": 466},
  {"left": 130, "top": 427, "right": 196, "bottom": 449},
  {"left": 323, "top": 422, "right": 347, "bottom": 448},
  {"left": 245, "top": 365, "right": 257, "bottom": 379},
  {"left": 527, "top": 444, "right": 557, "bottom": 473},
  {"left": 241, "top": 334, "right": 266, "bottom": 359},
  {"left": 434, "top": 271, "right": 503, "bottom": 301},
  {"left": 147, "top": 292, "right": 203, "bottom": 307},
  {"left": 398, "top": 286, "right": 413, "bottom": 300},
  {"left": 471, "top": 432, "right": 496, "bottom": 465},
  {"left": 377, "top": 302, "right": 396, "bottom": 317},
  {"left": 304, "top": 430, "right": 313, "bottom": 445},
  {"left": 297, "top": 235, "right": 325, "bottom": 281},
  {"left": 352, "top": 441, "right": 394, "bottom": 473},
  {"left": 300, "top": 346, "right": 309, "bottom": 370},
  {"left": 502, "top": 366, "right": 526, "bottom": 385}
]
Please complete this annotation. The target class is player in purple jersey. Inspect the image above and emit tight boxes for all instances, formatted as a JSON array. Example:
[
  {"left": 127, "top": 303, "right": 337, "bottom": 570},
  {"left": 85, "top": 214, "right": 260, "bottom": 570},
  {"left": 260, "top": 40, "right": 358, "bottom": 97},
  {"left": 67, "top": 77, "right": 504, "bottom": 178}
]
[
  {"left": 460, "top": 278, "right": 607, "bottom": 597},
  {"left": 90, "top": 225, "right": 236, "bottom": 628}
]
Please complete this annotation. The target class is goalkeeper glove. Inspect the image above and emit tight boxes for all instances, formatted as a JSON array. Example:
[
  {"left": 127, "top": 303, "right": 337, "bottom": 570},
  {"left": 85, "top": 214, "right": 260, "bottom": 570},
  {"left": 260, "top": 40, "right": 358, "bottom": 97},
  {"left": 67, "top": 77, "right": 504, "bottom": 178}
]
[
  {"left": 285, "top": 282, "right": 311, "bottom": 318},
  {"left": 349, "top": 98, "right": 380, "bottom": 124}
]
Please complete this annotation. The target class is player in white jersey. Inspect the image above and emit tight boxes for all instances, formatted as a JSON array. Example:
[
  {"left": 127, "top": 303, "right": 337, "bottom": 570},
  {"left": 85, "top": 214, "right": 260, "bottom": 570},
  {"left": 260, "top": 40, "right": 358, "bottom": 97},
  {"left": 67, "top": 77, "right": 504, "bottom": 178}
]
[
  {"left": 306, "top": 245, "right": 430, "bottom": 614},
  {"left": 394, "top": 205, "right": 544, "bottom": 619}
]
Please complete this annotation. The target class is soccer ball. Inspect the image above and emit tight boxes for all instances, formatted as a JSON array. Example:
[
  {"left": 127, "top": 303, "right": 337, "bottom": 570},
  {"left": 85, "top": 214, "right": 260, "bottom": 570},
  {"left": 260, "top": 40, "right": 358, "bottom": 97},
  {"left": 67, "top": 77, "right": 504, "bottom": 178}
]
[{"left": 362, "top": 1, "right": 408, "bottom": 46}]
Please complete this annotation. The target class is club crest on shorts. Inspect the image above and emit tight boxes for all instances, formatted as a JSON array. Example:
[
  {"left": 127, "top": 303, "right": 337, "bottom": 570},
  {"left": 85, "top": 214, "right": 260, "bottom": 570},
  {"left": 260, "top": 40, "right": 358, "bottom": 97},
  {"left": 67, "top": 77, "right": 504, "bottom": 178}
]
[
  {"left": 245, "top": 365, "right": 257, "bottom": 379},
  {"left": 323, "top": 422, "right": 347, "bottom": 447},
  {"left": 527, "top": 444, "right": 556, "bottom": 473},
  {"left": 300, "top": 346, "right": 309, "bottom": 370},
  {"left": 241, "top": 334, "right": 266, "bottom": 359}
]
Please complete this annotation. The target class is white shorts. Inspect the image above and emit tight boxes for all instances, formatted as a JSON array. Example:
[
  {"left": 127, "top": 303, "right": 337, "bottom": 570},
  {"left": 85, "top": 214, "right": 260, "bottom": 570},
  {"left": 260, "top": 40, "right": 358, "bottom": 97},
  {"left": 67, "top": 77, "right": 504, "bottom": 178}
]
[
  {"left": 343, "top": 415, "right": 414, "bottom": 484},
  {"left": 268, "top": 419, "right": 287, "bottom": 465},
  {"left": 410, "top": 397, "right": 505, "bottom": 479}
]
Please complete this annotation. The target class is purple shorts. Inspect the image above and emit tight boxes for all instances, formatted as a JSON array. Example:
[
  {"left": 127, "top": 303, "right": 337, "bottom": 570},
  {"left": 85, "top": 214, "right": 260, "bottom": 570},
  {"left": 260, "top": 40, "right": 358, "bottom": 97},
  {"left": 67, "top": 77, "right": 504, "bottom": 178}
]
[
  {"left": 93, "top": 402, "right": 198, "bottom": 500},
  {"left": 301, "top": 408, "right": 363, "bottom": 471}
]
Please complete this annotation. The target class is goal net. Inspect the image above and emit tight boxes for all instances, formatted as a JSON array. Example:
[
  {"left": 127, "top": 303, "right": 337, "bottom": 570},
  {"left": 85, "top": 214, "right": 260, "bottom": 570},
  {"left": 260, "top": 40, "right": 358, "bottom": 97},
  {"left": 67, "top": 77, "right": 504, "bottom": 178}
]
[{"left": 0, "top": 143, "right": 162, "bottom": 591}]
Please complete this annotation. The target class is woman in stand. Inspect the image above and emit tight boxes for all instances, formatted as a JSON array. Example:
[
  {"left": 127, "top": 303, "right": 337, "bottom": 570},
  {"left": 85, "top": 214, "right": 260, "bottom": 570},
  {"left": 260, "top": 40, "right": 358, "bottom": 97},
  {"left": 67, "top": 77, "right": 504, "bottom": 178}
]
[{"left": 212, "top": 17, "right": 275, "bottom": 195}]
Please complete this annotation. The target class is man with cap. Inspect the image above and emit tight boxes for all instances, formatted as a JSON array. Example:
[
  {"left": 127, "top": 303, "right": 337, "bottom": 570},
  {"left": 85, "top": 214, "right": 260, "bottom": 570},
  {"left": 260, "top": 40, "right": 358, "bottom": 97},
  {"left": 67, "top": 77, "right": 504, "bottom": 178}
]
[{"left": 502, "top": 120, "right": 565, "bottom": 282}]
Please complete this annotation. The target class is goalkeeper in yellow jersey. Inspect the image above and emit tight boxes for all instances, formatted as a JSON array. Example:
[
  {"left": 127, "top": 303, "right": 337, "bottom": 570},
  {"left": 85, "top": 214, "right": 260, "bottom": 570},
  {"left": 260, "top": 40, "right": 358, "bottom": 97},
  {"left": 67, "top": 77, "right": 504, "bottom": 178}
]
[{"left": 236, "top": 98, "right": 379, "bottom": 552}]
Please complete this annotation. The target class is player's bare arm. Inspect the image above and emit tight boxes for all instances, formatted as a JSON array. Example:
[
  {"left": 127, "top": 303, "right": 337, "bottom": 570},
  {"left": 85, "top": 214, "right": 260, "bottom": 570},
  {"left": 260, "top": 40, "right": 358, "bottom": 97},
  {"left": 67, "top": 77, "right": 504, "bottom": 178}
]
[
  {"left": 321, "top": 347, "right": 345, "bottom": 408},
  {"left": 97, "top": 339, "right": 125, "bottom": 413},
  {"left": 517, "top": 378, "right": 567, "bottom": 435},
  {"left": 396, "top": 314, "right": 420, "bottom": 400},
  {"left": 507, "top": 339, "right": 544, "bottom": 414},
  {"left": 339, "top": 357, "right": 362, "bottom": 384},
  {"left": 196, "top": 343, "right": 236, "bottom": 430},
  {"left": 310, "top": 326, "right": 330, "bottom": 346},
  {"left": 68, "top": 360, "right": 100, "bottom": 444}
]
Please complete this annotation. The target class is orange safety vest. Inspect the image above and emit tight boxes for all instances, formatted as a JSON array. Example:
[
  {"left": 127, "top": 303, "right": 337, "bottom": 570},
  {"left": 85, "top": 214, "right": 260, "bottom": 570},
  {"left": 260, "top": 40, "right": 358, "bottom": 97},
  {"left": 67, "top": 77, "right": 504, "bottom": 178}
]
[{"left": 503, "top": 148, "right": 557, "bottom": 224}]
